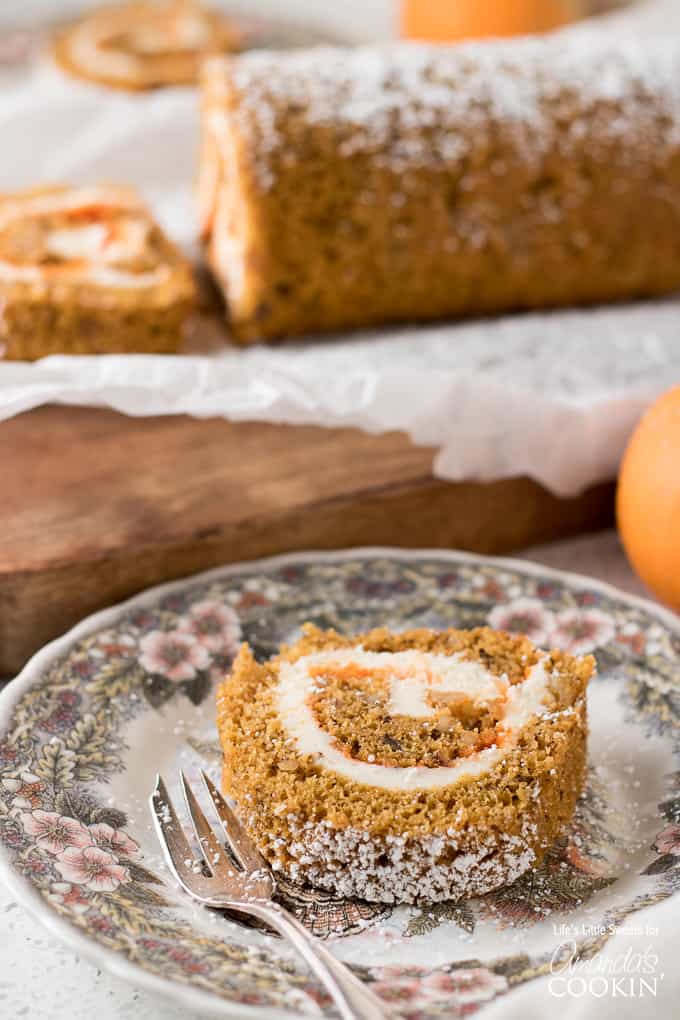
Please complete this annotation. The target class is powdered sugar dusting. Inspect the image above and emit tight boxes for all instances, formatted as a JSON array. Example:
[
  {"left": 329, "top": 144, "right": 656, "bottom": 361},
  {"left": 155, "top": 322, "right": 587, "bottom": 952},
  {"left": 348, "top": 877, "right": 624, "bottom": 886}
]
[
  {"left": 205, "top": 34, "right": 680, "bottom": 190},
  {"left": 263, "top": 817, "right": 538, "bottom": 904}
]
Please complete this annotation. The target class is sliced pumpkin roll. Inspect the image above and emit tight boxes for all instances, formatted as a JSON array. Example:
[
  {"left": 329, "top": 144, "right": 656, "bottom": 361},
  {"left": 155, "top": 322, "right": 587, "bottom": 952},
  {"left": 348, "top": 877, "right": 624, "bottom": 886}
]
[{"left": 217, "top": 624, "right": 593, "bottom": 904}]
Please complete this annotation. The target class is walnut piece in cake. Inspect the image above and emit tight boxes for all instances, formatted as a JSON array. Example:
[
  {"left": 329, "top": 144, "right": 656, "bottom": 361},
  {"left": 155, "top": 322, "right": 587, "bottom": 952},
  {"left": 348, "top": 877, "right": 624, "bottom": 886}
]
[
  {"left": 0, "top": 185, "right": 196, "bottom": 360},
  {"left": 53, "top": 1, "right": 243, "bottom": 91},
  {"left": 217, "top": 624, "right": 593, "bottom": 904}
]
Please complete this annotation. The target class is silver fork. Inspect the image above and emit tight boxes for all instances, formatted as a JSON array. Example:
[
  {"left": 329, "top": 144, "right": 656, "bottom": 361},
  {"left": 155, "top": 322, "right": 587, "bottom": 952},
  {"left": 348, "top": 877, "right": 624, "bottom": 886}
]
[{"left": 150, "top": 771, "right": 390, "bottom": 1020}]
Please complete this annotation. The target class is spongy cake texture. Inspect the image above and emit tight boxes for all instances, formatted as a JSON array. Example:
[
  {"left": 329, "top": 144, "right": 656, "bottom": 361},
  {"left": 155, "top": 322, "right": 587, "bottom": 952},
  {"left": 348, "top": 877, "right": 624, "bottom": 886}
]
[
  {"left": 217, "top": 624, "right": 592, "bottom": 903},
  {"left": 201, "top": 35, "right": 680, "bottom": 343}
]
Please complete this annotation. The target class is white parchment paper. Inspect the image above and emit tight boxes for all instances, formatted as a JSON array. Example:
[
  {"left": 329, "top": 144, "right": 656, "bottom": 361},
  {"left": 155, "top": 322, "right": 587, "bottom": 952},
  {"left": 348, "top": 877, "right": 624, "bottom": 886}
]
[{"left": 1, "top": 3, "right": 679, "bottom": 497}]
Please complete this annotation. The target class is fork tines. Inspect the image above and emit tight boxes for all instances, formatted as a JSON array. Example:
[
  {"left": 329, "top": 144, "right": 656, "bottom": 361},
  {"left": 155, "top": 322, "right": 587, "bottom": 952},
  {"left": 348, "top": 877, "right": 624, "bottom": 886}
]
[
  {"left": 150, "top": 770, "right": 273, "bottom": 902},
  {"left": 199, "top": 770, "right": 270, "bottom": 874}
]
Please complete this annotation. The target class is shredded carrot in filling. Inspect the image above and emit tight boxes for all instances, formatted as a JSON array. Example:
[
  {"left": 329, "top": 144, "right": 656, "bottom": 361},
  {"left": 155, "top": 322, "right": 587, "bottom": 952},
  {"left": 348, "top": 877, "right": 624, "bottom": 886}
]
[{"left": 0, "top": 206, "right": 160, "bottom": 274}]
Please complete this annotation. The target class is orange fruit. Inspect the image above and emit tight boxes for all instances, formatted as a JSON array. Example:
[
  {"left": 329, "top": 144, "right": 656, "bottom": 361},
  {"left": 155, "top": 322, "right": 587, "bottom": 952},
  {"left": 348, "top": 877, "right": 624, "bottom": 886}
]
[
  {"left": 617, "top": 385, "right": 680, "bottom": 611},
  {"left": 401, "top": 0, "right": 582, "bottom": 42}
]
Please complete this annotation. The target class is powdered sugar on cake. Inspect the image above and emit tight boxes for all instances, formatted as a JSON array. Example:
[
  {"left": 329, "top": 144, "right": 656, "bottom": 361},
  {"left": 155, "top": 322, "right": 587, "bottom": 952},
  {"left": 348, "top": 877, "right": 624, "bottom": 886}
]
[
  {"left": 276, "top": 647, "right": 553, "bottom": 791},
  {"left": 205, "top": 34, "right": 680, "bottom": 191},
  {"left": 264, "top": 817, "right": 539, "bottom": 904}
]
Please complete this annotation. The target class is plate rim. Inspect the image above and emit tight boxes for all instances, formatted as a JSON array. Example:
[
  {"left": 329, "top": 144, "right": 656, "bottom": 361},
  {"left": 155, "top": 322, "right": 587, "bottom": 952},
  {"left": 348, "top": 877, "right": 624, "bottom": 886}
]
[{"left": 1, "top": 543, "right": 678, "bottom": 1019}]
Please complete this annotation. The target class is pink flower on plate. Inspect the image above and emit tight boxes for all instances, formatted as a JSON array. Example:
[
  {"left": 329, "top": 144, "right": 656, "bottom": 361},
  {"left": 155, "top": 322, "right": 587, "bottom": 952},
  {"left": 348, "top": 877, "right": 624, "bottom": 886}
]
[
  {"left": 422, "top": 967, "right": 508, "bottom": 1006},
  {"left": 237, "top": 590, "right": 269, "bottom": 611},
  {"left": 88, "top": 822, "right": 139, "bottom": 858},
  {"left": 565, "top": 842, "right": 603, "bottom": 877},
  {"left": 55, "top": 845, "right": 130, "bottom": 892},
  {"left": 370, "top": 966, "right": 507, "bottom": 1009},
  {"left": 89, "top": 915, "right": 116, "bottom": 937},
  {"left": 91, "top": 631, "right": 136, "bottom": 660},
  {"left": 550, "top": 608, "right": 614, "bottom": 656},
  {"left": 0, "top": 743, "right": 18, "bottom": 766},
  {"left": 50, "top": 881, "right": 90, "bottom": 914},
  {"left": 488, "top": 598, "right": 556, "bottom": 646},
  {"left": 178, "top": 600, "right": 241, "bottom": 654},
  {"left": 22, "top": 857, "right": 50, "bottom": 877},
  {"left": 367, "top": 971, "right": 420, "bottom": 1003},
  {"left": 139, "top": 629, "right": 210, "bottom": 682},
  {"left": 19, "top": 810, "right": 91, "bottom": 855},
  {"left": 167, "top": 946, "right": 210, "bottom": 974},
  {"left": 2, "top": 771, "right": 45, "bottom": 811},
  {"left": 616, "top": 627, "right": 646, "bottom": 657},
  {"left": 653, "top": 824, "right": 680, "bottom": 856}
]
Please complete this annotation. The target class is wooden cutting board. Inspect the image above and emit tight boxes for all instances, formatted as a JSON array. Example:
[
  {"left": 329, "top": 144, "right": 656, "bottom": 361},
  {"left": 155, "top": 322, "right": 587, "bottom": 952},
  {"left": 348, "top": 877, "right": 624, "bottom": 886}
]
[{"left": 0, "top": 405, "right": 615, "bottom": 674}]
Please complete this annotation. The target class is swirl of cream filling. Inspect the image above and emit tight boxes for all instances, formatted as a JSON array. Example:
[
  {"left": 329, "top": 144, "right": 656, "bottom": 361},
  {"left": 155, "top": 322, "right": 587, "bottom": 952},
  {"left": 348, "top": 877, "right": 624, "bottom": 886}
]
[
  {"left": 276, "top": 647, "right": 554, "bottom": 791},
  {"left": 0, "top": 188, "right": 171, "bottom": 289}
]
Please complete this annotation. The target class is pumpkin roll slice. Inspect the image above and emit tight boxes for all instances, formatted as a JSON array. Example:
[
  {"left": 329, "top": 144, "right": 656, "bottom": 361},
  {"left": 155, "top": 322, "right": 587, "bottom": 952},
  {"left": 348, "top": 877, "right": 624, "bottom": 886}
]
[
  {"left": 200, "top": 37, "right": 680, "bottom": 343},
  {"left": 53, "top": 1, "right": 242, "bottom": 91},
  {"left": 217, "top": 625, "right": 593, "bottom": 904},
  {"left": 0, "top": 185, "right": 196, "bottom": 360}
]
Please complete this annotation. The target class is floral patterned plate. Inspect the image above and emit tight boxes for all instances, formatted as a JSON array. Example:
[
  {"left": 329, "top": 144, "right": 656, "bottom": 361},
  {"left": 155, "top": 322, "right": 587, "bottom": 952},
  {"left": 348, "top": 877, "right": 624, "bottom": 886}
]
[{"left": 0, "top": 548, "right": 679, "bottom": 1019}]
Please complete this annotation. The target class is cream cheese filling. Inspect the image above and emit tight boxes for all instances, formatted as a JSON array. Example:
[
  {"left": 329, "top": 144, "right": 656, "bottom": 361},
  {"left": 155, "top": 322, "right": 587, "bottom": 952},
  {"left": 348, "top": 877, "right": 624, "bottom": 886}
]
[
  {"left": 212, "top": 199, "right": 247, "bottom": 306},
  {"left": 276, "top": 647, "right": 553, "bottom": 791},
  {"left": 48, "top": 218, "right": 151, "bottom": 264},
  {"left": 0, "top": 187, "right": 141, "bottom": 230},
  {"left": 0, "top": 261, "right": 171, "bottom": 288},
  {"left": 0, "top": 189, "right": 171, "bottom": 289},
  {"left": 205, "top": 110, "right": 250, "bottom": 308}
]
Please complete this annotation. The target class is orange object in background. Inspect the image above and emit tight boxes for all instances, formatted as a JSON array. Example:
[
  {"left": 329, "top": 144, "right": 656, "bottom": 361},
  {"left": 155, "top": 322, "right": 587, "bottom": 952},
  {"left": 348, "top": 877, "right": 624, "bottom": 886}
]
[
  {"left": 402, "top": 0, "right": 583, "bottom": 41},
  {"left": 617, "top": 386, "right": 680, "bottom": 613}
]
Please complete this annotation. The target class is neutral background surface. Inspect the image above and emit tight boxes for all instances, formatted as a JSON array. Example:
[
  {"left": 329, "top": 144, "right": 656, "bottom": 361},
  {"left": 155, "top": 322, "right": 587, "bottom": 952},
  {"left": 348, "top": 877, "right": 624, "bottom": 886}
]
[
  {"left": 0, "top": 0, "right": 394, "bottom": 39},
  {"left": 0, "top": 529, "right": 658, "bottom": 1020}
]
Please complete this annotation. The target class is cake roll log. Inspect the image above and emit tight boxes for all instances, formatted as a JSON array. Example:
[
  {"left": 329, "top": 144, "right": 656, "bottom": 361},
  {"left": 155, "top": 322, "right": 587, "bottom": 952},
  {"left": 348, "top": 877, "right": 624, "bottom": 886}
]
[{"left": 200, "top": 36, "right": 680, "bottom": 343}]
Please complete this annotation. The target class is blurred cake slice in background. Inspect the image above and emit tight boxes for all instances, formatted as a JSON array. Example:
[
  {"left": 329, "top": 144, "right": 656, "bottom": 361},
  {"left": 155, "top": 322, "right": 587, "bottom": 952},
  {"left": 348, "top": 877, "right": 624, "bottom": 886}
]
[
  {"left": 0, "top": 184, "right": 196, "bottom": 359},
  {"left": 52, "top": 1, "right": 243, "bottom": 91}
]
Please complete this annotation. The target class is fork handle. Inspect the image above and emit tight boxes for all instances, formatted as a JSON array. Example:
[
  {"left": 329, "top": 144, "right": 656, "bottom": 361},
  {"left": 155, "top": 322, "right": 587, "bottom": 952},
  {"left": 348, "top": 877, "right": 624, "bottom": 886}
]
[{"left": 246, "top": 900, "right": 390, "bottom": 1020}]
